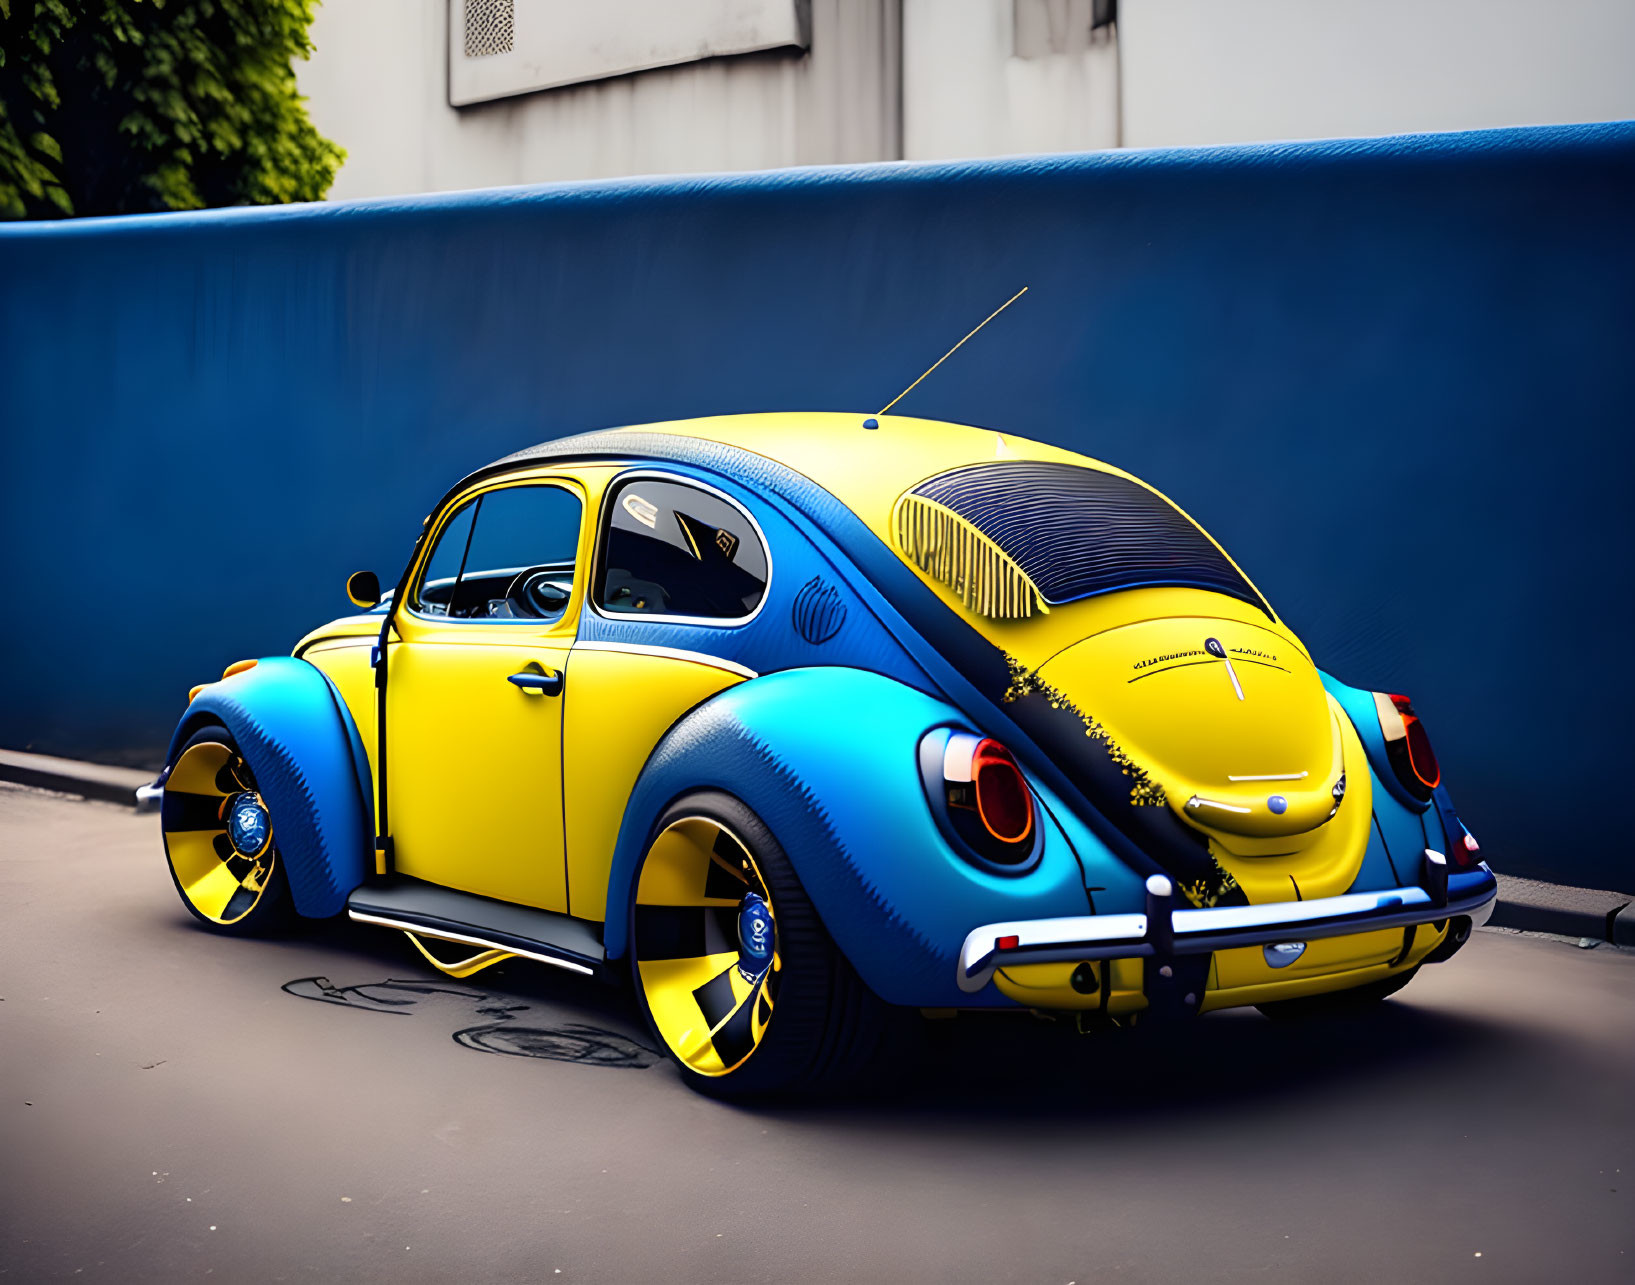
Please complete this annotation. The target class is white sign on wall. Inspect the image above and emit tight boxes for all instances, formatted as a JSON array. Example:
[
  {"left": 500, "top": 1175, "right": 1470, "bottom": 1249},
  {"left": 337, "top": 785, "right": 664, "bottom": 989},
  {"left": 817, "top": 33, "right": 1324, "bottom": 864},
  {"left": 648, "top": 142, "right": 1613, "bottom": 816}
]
[{"left": 449, "top": 0, "right": 812, "bottom": 107}]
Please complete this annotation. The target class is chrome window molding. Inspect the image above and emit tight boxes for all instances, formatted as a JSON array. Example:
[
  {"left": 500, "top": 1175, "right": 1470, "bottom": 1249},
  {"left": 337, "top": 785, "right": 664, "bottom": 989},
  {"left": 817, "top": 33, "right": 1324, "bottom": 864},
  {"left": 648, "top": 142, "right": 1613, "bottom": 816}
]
[
  {"left": 402, "top": 480, "right": 584, "bottom": 629},
  {"left": 588, "top": 468, "right": 773, "bottom": 630},
  {"left": 571, "top": 639, "right": 758, "bottom": 681}
]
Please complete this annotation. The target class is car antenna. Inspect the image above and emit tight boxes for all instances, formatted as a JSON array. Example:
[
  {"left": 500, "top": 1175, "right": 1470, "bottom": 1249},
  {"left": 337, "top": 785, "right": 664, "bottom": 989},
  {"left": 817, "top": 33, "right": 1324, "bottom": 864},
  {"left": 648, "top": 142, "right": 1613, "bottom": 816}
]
[{"left": 872, "top": 286, "right": 1029, "bottom": 421}]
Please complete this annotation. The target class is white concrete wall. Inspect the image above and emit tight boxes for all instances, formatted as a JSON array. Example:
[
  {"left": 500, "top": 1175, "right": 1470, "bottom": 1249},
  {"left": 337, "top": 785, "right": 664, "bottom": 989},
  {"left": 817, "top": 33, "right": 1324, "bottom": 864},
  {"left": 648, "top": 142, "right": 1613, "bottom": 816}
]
[
  {"left": 298, "top": 0, "right": 900, "bottom": 200},
  {"left": 1119, "top": 0, "right": 1635, "bottom": 149},
  {"left": 902, "top": 0, "right": 1119, "bottom": 160},
  {"left": 298, "top": 0, "right": 1635, "bottom": 202}
]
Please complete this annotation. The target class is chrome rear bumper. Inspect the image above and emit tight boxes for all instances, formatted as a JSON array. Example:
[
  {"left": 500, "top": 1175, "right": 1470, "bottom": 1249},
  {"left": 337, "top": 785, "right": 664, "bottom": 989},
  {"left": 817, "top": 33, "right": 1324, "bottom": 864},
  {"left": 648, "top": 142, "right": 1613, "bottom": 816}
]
[{"left": 957, "top": 856, "right": 1496, "bottom": 993}]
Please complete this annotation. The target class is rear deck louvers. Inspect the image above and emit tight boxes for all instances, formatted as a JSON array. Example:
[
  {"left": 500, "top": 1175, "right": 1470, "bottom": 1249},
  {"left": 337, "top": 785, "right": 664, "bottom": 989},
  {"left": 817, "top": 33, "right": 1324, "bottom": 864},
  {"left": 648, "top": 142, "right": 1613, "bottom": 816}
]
[
  {"left": 895, "top": 461, "right": 1270, "bottom": 619},
  {"left": 895, "top": 493, "right": 1048, "bottom": 620}
]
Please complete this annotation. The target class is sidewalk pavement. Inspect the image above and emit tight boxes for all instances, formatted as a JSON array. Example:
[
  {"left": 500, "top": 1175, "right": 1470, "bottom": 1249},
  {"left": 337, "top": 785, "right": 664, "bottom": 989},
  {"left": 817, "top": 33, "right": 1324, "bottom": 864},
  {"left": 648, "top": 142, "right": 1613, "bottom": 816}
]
[{"left": 3, "top": 747, "right": 1630, "bottom": 945}]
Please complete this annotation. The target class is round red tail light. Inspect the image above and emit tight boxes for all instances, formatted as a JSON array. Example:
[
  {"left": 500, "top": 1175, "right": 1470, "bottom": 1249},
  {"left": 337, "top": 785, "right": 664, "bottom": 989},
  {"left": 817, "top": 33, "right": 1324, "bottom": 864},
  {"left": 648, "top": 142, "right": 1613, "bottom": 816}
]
[
  {"left": 932, "top": 731, "right": 1038, "bottom": 866},
  {"left": 1373, "top": 692, "right": 1442, "bottom": 801},
  {"left": 971, "top": 739, "right": 1034, "bottom": 845},
  {"left": 1390, "top": 694, "right": 1442, "bottom": 791}
]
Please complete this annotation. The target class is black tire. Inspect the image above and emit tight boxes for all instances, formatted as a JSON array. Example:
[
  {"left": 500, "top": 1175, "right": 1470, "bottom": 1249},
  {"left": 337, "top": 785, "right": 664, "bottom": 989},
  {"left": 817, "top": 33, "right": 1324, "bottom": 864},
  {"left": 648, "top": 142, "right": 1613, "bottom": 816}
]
[
  {"left": 1255, "top": 966, "right": 1419, "bottom": 1021},
  {"left": 160, "top": 723, "right": 294, "bottom": 936},
  {"left": 628, "top": 790, "right": 900, "bottom": 1100}
]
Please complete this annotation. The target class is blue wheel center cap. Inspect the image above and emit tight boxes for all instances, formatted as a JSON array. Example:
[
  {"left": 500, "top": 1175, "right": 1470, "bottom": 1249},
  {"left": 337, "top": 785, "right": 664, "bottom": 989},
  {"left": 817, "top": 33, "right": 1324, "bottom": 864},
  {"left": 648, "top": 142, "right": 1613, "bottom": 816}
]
[
  {"left": 227, "top": 793, "right": 270, "bottom": 857},
  {"left": 737, "top": 893, "right": 774, "bottom": 978}
]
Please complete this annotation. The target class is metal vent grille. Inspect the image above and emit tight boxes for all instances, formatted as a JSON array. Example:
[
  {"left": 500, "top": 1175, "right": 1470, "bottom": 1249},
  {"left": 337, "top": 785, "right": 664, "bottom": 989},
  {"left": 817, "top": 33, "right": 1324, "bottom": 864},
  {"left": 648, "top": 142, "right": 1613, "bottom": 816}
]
[
  {"left": 905, "top": 461, "right": 1271, "bottom": 616},
  {"left": 464, "top": 0, "right": 514, "bottom": 59}
]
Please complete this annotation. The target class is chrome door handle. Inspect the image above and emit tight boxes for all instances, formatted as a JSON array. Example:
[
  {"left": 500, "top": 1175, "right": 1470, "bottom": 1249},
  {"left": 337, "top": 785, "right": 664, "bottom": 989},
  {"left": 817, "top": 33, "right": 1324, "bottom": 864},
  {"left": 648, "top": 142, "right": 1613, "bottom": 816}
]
[{"left": 507, "top": 669, "right": 563, "bottom": 696}]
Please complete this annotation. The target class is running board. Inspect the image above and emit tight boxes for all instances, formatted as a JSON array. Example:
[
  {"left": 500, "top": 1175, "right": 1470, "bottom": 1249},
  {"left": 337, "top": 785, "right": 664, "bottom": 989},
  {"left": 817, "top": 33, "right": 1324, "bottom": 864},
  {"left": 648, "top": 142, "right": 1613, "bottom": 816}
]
[{"left": 346, "top": 878, "right": 611, "bottom": 982}]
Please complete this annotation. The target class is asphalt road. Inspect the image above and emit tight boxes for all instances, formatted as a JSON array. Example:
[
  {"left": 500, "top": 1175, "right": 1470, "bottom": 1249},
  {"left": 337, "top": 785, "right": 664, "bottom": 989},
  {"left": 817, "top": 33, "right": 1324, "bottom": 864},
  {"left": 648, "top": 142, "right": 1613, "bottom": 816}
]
[{"left": 2, "top": 783, "right": 1631, "bottom": 1284}]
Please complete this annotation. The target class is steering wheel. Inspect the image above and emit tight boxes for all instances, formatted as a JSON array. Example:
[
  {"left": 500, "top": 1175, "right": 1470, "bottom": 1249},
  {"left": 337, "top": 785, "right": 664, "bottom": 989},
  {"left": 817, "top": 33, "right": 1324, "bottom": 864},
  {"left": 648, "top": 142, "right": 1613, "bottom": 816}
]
[{"left": 505, "top": 566, "right": 574, "bottom": 620}]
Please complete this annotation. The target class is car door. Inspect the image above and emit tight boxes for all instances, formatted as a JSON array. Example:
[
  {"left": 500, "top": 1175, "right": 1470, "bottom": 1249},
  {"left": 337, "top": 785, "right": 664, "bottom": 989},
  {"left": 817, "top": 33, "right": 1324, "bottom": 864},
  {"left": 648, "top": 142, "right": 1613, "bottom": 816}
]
[
  {"left": 562, "top": 472, "right": 769, "bottom": 921},
  {"left": 386, "top": 476, "right": 587, "bottom": 910}
]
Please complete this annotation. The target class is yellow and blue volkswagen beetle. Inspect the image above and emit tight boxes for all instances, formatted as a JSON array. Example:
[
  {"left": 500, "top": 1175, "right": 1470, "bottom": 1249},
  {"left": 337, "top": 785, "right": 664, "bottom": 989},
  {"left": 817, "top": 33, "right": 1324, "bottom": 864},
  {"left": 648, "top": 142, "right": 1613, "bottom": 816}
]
[{"left": 158, "top": 414, "right": 1496, "bottom": 1096}]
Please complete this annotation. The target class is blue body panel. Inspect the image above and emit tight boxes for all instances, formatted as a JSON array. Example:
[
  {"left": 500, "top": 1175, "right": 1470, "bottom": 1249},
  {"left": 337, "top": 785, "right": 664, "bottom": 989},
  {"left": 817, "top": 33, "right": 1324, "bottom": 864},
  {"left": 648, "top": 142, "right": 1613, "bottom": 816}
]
[
  {"left": 1374, "top": 796, "right": 1438, "bottom": 889},
  {"left": 1356, "top": 806, "right": 1410, "bottom": 890},
  {"left": 165, "top": 657, "right": 373, "bottom": 918},
  {"left": 573, "top": 462, "right": 933, "bottom": 694},
  {"left": 1322, "top": 671, "right": 1458, "bottom": 889},
  {"left": 1322, "top": 673, "right": 1431, "bottom": 815},
  {"left": 1032, "top": 788, "right": 1150, "bottom": 917},
  {"left": 601, "top": 667, "right": 1096, "bottom": 1008}
]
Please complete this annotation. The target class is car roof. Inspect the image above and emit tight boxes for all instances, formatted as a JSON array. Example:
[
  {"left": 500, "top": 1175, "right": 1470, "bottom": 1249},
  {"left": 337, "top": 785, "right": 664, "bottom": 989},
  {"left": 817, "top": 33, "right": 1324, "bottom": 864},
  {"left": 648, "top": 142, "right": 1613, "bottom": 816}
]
[
  {"left": 451, "top": 410, "right": 1280, "bottom": 647},
  {"left": 484, "top": 412, "right": 1138, "bottom": 543}
]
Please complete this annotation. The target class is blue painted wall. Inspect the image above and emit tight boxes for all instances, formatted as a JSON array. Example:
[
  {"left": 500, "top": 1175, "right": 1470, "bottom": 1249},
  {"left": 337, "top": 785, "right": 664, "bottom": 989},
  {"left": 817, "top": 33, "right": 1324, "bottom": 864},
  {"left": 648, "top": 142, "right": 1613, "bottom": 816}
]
[{"left": 2, "top": 121, "right": 1631, "bottom": 889}]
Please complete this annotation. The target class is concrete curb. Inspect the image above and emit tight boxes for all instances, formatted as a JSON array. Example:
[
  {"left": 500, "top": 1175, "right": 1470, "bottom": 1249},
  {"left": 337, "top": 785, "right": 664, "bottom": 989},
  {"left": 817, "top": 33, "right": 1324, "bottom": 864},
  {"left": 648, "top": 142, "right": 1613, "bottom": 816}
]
[
  {"left": 1491, "top": 873, "right": 1634, "bottom": 946},
  {"left": 0, "top": 749, "right": 156, "bottom": 809},
  {"left": 4, "top": 748, "right": 1632, "bottom": 939}
]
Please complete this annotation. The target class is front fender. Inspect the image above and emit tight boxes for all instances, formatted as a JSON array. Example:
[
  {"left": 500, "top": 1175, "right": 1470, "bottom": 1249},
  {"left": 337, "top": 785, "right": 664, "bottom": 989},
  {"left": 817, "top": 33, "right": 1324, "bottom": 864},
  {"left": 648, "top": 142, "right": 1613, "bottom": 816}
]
[
  {"left": 164, "top": 656, "right": 373, "bottom": 918},
  {"left": 602, "top": 667, "right": 1094, "bottom": 1008}
]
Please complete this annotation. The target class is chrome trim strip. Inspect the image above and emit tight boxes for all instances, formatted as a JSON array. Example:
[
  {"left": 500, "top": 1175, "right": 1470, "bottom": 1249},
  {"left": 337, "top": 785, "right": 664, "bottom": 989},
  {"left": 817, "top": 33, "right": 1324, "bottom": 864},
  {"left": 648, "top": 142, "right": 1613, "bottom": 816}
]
[
  {"left": 347, "top": 910, "right": 596, "bottom": 976},
  {"left": 1175, "top": 887, "right": 1432, "bottom": 934},
  {"left": 571, "top": 639, "right": 758, "bottom": 680},
  {"left": 1228, "top": 771, "right": 1307, "bottom": 782},
  {"left": 1263, "top": 941, "right": 1307, "bottom": 968},
  {"left": 1186, "top": 795, "right": 1251, "bottom": 815},
  {"left": 957, "top": 871, "right": 1497, "bottom": 993},
  {"left": 402, "top": 480, "right": 588, "bottom": 628},
  {"left": 958, "top": 913, "right": 1147, "bottom": 992}
]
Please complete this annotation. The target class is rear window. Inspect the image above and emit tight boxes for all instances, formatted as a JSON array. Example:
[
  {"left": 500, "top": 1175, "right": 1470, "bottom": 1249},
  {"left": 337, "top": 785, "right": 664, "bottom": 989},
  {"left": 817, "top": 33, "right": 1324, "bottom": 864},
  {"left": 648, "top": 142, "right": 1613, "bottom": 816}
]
[
  {"left": 900, "top": 461, "right": 1268, "bottom": 615},
  {"left": 597, "top": 476, "right": 768, "bottom": 620}
]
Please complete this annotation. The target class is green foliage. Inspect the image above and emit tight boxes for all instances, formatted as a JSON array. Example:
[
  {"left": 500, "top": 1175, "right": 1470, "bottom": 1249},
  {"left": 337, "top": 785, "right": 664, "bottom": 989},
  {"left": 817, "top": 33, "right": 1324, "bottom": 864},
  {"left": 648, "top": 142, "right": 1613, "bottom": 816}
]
[{"left": 0, "top": 0, "right": 344, "bottom": 219}]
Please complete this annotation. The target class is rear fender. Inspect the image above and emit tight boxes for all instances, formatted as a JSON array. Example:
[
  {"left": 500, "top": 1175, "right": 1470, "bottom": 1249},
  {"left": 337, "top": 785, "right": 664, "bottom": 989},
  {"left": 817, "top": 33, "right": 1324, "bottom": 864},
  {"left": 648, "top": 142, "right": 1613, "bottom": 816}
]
[
  {"left": 601, "top": 667, "right": 1096, "bottom": 1008},
  {"left": 1322, "top": 671, "right": 1432, "bottom": 814},
  {"left": 1323, "top": 670, "right": 1460, "bottom": 884},
  {"left": 164, "top": 656, "right": 373, "bottom": 918}
]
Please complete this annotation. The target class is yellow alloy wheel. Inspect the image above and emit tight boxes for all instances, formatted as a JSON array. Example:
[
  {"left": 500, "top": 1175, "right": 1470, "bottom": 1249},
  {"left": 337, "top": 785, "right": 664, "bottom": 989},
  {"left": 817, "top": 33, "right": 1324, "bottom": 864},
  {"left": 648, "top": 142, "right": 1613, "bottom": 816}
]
[
  {"left": 161, "top": 736, "right": 280, "bottom": 927},
  {"left": 633, "top": 816, "right": 781, "bottom": 1077}
]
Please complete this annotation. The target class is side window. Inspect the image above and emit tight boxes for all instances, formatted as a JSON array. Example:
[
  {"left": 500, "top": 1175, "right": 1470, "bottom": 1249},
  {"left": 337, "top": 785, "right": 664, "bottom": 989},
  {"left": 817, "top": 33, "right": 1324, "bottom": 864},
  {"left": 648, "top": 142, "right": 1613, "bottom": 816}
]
[
  {"left": 598, "top": 477, "right": 768, "bottom": 620},
  {"left": 413, "top": 483, "right": 582, "bottom": 621}
]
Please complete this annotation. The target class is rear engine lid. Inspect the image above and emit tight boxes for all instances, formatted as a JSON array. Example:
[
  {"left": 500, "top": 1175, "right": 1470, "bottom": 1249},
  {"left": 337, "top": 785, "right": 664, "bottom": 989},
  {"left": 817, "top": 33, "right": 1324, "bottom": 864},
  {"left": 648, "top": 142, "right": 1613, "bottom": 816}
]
[{"left": 1036, "top": 616, "right": 1342, "bottom": 839}]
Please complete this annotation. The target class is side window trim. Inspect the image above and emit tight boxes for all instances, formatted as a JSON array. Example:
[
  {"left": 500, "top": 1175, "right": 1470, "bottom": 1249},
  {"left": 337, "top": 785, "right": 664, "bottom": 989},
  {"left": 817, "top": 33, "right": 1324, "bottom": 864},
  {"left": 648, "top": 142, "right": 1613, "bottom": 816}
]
[
  {"left": 406, "top": 494, "right": 479, "bottom": 620},
  {"left": 405, "top": 479, "right": 584, "bottom": 626},
  {"left": 451, "top": 493, "right": 481, "bottom": 591},
  {"left": 590, "top": 470, "right": 772, "bottom": 629}
]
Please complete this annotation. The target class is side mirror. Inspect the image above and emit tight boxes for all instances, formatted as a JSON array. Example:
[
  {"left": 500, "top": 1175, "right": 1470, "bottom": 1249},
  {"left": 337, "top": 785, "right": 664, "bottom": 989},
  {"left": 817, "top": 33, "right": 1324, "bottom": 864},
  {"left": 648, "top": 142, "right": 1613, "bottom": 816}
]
[{"left": 346, "top": 569, "right": 382, "bottom": 608}]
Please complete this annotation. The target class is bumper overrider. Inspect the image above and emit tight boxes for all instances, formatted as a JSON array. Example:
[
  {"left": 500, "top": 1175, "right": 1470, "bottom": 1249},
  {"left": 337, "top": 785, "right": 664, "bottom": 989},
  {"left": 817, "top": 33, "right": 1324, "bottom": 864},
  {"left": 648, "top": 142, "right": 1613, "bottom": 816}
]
[{"left": 957, "top": 850, "right": 1497, "bottom": 994}]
